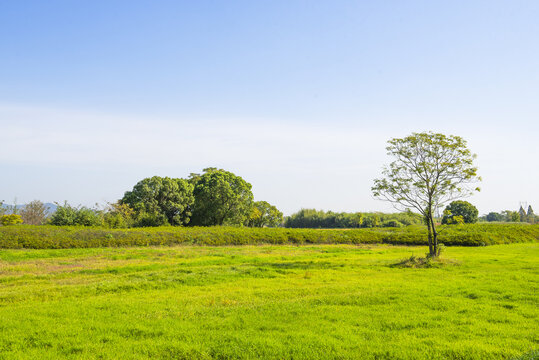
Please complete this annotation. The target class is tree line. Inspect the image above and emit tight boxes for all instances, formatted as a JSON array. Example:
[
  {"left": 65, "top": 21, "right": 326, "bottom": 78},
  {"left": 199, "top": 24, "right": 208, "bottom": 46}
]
[
  {"left": 0, "top": 168, "right": 283, "bottom": 228},
  {"left": 284, "top": 209, "right": 423, "bottom": 228},
  {"left": 0, "top": 133, "right": 536, "bottom": 241}
]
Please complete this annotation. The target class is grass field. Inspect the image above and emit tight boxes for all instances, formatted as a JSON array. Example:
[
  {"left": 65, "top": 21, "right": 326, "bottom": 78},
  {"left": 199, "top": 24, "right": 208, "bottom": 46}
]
[{"left": 0, "top": 243, "right": 537, "bottom": 359}]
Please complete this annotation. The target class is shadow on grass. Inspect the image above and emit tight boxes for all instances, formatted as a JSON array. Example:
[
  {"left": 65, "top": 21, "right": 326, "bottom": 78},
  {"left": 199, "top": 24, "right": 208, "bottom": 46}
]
[
  {"left": 259, "top": 261, "right": 340, "bottom": 270},
  {"left": 390, "top": 255, "right": 460, "bottom": 268}
]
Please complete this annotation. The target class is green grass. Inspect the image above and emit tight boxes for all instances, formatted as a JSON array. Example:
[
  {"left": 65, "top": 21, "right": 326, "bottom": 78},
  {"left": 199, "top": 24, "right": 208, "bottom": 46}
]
[
  {"left": 1, "top": 223, "right": 538, "bottom": 249},
  {"left": 0, "top": 243, "right": 537, "bottom": 359}
]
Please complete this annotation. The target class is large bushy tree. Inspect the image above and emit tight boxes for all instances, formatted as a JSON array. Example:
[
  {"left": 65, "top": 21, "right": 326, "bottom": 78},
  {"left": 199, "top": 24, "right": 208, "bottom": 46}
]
[
  {"left": 190, "top": 168, "right": 253, "bottom": 226},
  {"left": 442, "top": 200, "right": 478, "bottom": 224},
  {"left": 372, "top": 132, "right": 481, "bottom": 257},
  {"left": 122, "top": 176, "right": 194, "bottom": 226}
]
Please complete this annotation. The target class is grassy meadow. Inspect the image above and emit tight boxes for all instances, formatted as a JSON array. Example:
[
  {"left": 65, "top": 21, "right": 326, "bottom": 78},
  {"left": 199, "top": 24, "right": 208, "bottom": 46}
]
[{"left": 0, "top": 242, "right": 537, "bottom": 359}]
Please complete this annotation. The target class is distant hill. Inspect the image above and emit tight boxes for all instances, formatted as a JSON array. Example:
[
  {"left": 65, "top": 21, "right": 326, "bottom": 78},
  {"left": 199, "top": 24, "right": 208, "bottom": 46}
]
[{"left": 1, "top": 202, "right": 57, "bottom": 215}]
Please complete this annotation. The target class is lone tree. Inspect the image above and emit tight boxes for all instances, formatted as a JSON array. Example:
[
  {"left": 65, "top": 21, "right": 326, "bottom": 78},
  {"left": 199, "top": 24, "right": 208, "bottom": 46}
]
[{"left": 372, "top": 132, "right": 481, "bottom": 257}]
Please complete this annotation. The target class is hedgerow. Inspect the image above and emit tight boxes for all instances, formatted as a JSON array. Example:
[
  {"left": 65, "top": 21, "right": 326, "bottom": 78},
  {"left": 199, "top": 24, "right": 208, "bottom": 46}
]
[{"left": 0, "top": 223, "right": 537, "bottom": 249}]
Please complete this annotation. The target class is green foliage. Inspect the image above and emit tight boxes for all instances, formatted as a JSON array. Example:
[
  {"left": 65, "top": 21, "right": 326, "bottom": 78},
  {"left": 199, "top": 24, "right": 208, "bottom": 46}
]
[
  {"left": 442, "top": 200, "right": 478, "bottom": 224},
  {"left": 0, "top": 223, "right": 536, "bottom": 249},
  {"left": 246, "top": 201, "right": 283, "bottom": 227},
  {"left": 285, "top": 209, "right": 421, "bottom": 228},
  {"left": 190, "top": 168, "right": 254, "bottom": 226},
  {"left": 519, "top": 206, "right": 528, "bottom": 222},
  {"left": 103, "top": 202, "right": 135, "bottom": 229},
  {"left": 0, "top": 214, "right": 23, "bottom": 226},
  {"left": 527, "top": 206, "right": 536, "bottom": 224},
  {"left": 485, "top": 212, "right": 504, "bottom": 222},
  {"left": 382, "top": 219, "right": 404, "bottom": 228},
  {"left": 122, "top": 176, "right": 194, "bottom": 226},
  {"left": 372, "top": 132, "right": 481, "bottom": 256},
  {"left": 49, "top": 202, "right": 103, "bottom": 226},
  {"left": 502, "top": 210, "right": 521, "bottom": 222}
]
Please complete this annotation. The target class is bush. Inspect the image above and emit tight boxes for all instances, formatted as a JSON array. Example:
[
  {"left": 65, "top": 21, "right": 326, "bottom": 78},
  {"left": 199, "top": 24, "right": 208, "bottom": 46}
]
[
  {"left": 0, "top": 214, "right": 23, "bottom": 226},
  {"left": 382, "top": 220, "right": 404, "bottom": 228},
  {"left": 49, "top": 202, "right": 103, "bottom": 226},
  {"left": 0, "top": 223, "right": 536, "bottom": 249}
]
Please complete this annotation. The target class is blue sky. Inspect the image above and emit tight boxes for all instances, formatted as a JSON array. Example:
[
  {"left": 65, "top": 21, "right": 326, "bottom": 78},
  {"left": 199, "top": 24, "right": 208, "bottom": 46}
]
[{"left": 1, "top": 1, "right": 538, "bottom": 215}]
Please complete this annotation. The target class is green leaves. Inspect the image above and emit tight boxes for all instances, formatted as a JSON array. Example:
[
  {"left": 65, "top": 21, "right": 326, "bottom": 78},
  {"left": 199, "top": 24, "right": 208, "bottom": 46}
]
[
  {"left": 190, "top": 168, "right": 254, "bottom": 226},
  {"left": 372, "top": 132, "right": 481, "bottom": 215},
  {"left": 373, "top": 132, "right": 481, "bottom": 256},
  {"left": 246, "top": 201, "right": 283, "bottom": 227},
  {"left": 122, "top": 176, "right": 194, "bottom": 226},
  {"left": 442, "top": 200, "right": 479, "bottom": 224}
]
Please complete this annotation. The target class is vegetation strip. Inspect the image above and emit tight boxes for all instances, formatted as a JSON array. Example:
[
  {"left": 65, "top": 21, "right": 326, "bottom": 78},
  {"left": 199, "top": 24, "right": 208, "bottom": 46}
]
[{"left": 0, "top": 223, "right": 537, "bottom": 249}]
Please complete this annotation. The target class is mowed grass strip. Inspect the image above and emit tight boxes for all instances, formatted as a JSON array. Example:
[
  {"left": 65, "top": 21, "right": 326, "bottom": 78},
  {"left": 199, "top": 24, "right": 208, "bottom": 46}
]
[{"left": 0, "top": 244, "right": 537, "bottom": 359}]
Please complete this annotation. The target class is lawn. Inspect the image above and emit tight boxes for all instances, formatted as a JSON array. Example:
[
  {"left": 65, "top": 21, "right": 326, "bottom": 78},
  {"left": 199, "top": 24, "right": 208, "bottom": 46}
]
[{"left": 0, "top": 243, "right": 537, "bottom": 359}]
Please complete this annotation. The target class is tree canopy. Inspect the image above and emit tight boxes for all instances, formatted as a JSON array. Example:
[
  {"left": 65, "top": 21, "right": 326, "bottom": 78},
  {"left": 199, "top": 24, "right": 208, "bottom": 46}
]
[
  {"left": 442, "top": 200, "right": 478, "bottom": 224},
  {"left": 122, "top": 176, "right": 194, "bottom": 226},
  {"left": 246, "top": 201, "right": 283, "bottom": 227},
  {"left": 190, "top": 168, "right": 254, "bottom": 226},
  {"left": 372, "top": 132, "right": 481, "bottom": 257}
]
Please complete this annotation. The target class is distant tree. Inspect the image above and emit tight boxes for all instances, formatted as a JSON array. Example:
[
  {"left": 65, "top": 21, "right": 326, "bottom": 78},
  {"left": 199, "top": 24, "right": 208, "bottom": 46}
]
[
  {"left": 2, "top": 198, "right": 19, "bottom": 215},
  {"left": 190, "top": 168, "right": 254, "bottom": 226},
  {"left": 246, "top": 201, "right": 283, "bottom": 227},
  {"left": 519, "top": 206, "right": 527, "bottom": 222},
  {"left": 20, "top": 200, "right": 48, "bottom": 225},
  {"left": 382, "top": 219, "right": 403, "bottom": 228},
  {"left": 49, "top": 202, "right": 103, "bottom": 226},
  {"left": 502, "top": 210, "right": 520, "bottom": 222},
  {"left": 104, "top": 202, "right": 135, "bottom": 228},
  {"left": 122, "top": 176, "right": 194, "bottom": 227},
  {"left": 441, "top": 200, "right": 478, "bottom": 224},
  {"left": 442, "top": 209, "right": 465, "bottom": 225},
  {"left": 485, "top": 212, "right": 503, "bottom": 222},
  {"left": 361, "top": 214, "right": 381, "bottom": 228},
  {"left": 372, "top": 132, "right": 481, "bottom": 257},
  {"left": 284, "top": 209, "right": 419, "bottom": 229},
  {"left": 527, "top": 205, "right": 535, "bottom": 224}
]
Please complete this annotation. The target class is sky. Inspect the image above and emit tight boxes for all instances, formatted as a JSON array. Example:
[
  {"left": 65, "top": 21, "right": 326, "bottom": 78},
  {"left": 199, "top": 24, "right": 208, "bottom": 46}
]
[{"left": 1, "top": 0, "right": 538, "bottom": 215}]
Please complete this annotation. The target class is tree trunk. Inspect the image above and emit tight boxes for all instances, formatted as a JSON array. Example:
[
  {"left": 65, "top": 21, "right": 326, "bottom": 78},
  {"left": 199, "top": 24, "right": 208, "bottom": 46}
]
[
  {"left": 425, "top": 214, "right": 434, "bottom": 256},
  {"left": 430, "top": 216, "right": 438, "bottom": 257}
]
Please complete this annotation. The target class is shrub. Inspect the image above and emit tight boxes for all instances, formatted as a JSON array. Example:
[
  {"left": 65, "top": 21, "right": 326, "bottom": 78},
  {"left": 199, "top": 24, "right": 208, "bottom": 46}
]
[
  {"left": 382, "top": 220, "right": 404, "bottom": 228},
  {"left": 49, "top": 202, "right": 103, "bottom": 226},
  {"left": 0, "top": 223, "right": 536, "bottom": 249},
  {"left": 0, "top": 214, "right": 23, "bottom": 226}
]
